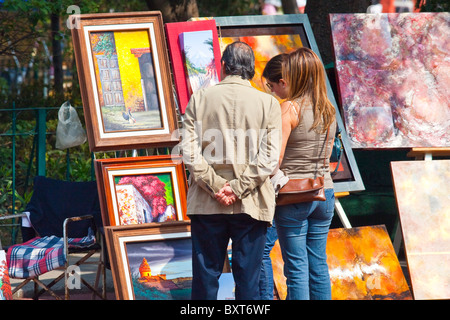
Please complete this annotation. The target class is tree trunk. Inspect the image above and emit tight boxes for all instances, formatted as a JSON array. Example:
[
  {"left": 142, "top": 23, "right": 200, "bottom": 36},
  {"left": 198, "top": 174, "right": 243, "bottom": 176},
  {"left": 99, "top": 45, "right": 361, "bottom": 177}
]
[
  {"left": 145, "top": 0, "right": 199, "bottom": 23},
  {"left": 51, "top": 12, "right": 64, "bottom": 95},
  {"left": 281, "top": 0, "right": 300, "bottom": 14},
  {"left": 305, "top": 0, "right": 371, "bottom": 65}
]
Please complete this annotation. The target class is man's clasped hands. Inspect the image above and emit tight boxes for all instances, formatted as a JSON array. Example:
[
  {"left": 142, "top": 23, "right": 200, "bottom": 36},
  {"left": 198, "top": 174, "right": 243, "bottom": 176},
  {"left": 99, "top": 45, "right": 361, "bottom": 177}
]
[{"left": 215, "top": 182, "right": 238, "bottom": 206}]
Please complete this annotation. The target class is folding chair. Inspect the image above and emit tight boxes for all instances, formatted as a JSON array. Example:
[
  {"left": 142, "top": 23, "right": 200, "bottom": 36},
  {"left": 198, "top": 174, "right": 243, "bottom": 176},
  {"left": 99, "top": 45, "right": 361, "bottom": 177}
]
[{"left": 3, "top": 176, "right": 106, "bottom": 300}]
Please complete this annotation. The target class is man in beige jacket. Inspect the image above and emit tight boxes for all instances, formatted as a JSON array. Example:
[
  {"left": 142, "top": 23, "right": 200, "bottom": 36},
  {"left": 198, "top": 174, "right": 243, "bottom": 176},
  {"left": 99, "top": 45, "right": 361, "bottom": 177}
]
[{"left": 181, "top": 41, "right": 282, "bottom": 300}]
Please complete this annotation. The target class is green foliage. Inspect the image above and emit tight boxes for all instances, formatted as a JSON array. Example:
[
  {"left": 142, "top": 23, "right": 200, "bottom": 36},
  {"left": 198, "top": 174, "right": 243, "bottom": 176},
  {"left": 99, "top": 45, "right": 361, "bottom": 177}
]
[
  {"left": 92, "top": 32, "right": 117, "bottom": 59},
  {"left": 184, "top": 57, "right": 202, "bottom": 76},
  {"left": 420, "top": 0, "right": 449, "bottom": 12},
  {"left": 0, "top": 111, "right": 93, "bottom": 245},
  {"left": 197, "top": 0, "right": 261, "bottom": 16},
  {"left": 2, "top": 0, "right": 101, "bottom": 22}
]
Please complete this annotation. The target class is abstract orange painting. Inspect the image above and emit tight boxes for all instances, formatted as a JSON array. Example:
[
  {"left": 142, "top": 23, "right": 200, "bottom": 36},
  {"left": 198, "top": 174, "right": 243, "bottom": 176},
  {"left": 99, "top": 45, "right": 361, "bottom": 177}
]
[
  {"left": 270, "top": 240, "right": 287, "bottom": 300},
  {"left": 219, "top": 34, "right": 302, "bottom": 95},
  {"left": 327, "top": 225, "right": 412, "bottom": 300},
  {"left": 271, "top": 225, "right": 412, "bottom": 300}
]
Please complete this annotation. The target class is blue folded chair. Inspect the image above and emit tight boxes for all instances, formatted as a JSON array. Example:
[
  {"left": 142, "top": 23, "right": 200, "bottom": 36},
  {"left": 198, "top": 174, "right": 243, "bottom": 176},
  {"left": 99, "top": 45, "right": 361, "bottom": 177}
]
[{"left": 4, "top": 176, "right": 106, "bottom": 300}]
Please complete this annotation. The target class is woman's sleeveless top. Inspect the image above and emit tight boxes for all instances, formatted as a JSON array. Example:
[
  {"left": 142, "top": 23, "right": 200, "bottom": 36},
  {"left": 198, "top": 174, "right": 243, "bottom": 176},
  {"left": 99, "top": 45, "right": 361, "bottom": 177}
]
[{"left": 280, "top": 102, "right": 337, "bottom": 189}]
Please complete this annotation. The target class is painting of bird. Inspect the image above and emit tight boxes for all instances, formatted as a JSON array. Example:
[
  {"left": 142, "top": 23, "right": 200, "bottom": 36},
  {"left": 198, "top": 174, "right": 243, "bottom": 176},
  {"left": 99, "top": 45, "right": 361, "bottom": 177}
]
[{"left": 122, "top": 107, "right": 136, "bottom": 124}]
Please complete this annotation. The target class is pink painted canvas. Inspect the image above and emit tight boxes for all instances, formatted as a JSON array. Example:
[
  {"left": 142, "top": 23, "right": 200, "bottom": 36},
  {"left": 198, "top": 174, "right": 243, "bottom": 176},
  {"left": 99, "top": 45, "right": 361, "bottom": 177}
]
[
  {"left": 391, "top": 160, "right": 450, "bottom": 299},
  {"left": 0, "top": 250, "right": 12, "bottom": 300},
  {"left": 330, "top": 13, "right": 450, "bottom": 149}
]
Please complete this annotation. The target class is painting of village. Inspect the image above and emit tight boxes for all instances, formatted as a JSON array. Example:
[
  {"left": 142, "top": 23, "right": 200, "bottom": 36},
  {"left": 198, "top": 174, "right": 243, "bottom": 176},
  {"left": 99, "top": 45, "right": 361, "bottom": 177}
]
[
  {"left": 125, "top": 237, "right": 192, "bottom": 300},
  {"left": 180, "top": 30, "right": 219, "bottom": 95},
  {"left": 89, "top": 30, "right": 163, "bottom": 133},
  {"left": 114, "top": 173, "right": 178, "bottom": 225}
]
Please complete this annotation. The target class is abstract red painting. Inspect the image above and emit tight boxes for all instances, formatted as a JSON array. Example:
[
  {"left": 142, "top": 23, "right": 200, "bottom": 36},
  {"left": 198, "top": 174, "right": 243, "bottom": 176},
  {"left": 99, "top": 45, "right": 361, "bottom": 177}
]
[{"left": 330, "top": 13, "right": 450, "bottom": 149}]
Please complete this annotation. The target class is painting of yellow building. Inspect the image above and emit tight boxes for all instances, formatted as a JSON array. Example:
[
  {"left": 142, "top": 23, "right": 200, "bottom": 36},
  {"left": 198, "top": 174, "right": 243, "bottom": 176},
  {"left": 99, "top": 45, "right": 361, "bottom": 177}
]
[{"left": 89, "top": 30, "right": 163, "bottom": 132}]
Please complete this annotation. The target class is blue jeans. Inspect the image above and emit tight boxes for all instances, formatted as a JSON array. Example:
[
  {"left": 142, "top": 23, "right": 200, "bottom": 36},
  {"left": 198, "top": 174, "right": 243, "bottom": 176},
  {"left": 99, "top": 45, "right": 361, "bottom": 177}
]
[
  {"left": 190, "top": 214, "right": 268, "bottom": 300},
  {"left": 274, "top": 188, "right": 335, "bottom": 300},
  {"left": 259, "top": 221, "right": 278, "bottom": 300}
]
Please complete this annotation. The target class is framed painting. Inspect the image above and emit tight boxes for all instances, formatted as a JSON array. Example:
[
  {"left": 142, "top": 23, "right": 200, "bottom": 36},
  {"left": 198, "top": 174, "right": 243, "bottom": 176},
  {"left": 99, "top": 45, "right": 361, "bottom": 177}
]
[
  {"left": 105, "top": 221, "right": 191, "bottom": 300},
  {"left": 270, "top": 240, "right": 287, "bottom": 300},
  {"left": 0, "top": 250, "right": 12, "bottom": 300},
  {"left": 165, "top": 19, "right": 222, "bottom": 114},
  {"left": 391, "top": 160, "right": 450, "bottom": 300},
  {"left": 213, "top": 14, "right": 364, "bottom": 193},
  {"left": 271, "top": 226, "right": 412, "bottom": 300},
  {"left": 330, "top": 13, "right": 450, "bottom": 149},
  {"left": 217, "top": 273, "right": 235, "bottom": 300},
  {"left": 94, "top": 155, "right": 188, "bottom": 226},
  {"left": 327, "top": 225, "right": 412, "bottom": 300},
  {"left": 71, "top": 12, "right": 179, "bottom": 152}
]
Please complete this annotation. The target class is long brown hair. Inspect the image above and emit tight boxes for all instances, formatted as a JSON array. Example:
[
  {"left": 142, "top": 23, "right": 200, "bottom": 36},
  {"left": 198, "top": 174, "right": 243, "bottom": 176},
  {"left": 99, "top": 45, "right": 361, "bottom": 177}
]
[
  {"left": 282, "top": 47, "right": 335, "bottom": 133},
  {"left": 262, "top": 53, "right": 288, "bottom": 83}
]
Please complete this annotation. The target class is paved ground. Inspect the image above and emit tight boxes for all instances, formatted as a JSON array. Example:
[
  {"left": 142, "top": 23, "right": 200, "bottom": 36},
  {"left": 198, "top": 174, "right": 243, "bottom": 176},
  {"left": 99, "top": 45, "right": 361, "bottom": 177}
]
[
  {"left": 9, "top": 252, "right": 116, "bottom": 300},
  {"left": 8, "top": 252, "right": 412, "bottom": 300}
]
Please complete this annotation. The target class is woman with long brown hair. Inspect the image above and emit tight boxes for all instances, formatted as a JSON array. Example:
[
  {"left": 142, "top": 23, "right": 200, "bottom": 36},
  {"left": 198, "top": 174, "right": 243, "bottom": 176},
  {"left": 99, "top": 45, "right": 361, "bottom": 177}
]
[{"left": 274, "top": 47, "right": 336, "bottom": 300}]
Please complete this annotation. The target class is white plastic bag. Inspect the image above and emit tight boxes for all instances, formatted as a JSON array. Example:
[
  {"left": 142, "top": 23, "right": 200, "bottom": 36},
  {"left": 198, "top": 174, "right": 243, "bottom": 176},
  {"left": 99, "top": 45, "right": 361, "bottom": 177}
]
[{"left": 55, "top": 101, "right": 87, "bottom": 149}]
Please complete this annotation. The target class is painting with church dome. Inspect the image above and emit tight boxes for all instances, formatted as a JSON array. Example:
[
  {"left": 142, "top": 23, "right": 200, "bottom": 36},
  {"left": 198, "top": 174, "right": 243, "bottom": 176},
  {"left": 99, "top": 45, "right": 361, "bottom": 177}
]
[
  {"left": 105, "top": 222, "right": 192, "bottom": 300},
  {"left": 125, "top": 236, "right": 192, "bottom": 300}
]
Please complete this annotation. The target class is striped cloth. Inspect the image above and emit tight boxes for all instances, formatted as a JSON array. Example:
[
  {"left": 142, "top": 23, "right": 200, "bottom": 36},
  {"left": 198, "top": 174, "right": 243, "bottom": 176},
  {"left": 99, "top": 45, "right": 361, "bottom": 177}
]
[{"left": 7, "top": 231, "right": 96, "bottom": 279}]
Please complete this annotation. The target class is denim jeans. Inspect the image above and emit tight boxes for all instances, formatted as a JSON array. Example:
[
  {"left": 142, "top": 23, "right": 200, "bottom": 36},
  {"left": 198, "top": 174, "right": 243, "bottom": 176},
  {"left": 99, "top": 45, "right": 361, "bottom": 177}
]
[
  {"left": 274, "top": 188, "right": 335, "bottom": 300},
  {"left": 259, "top": 221, "right": 278, "bottom": 300},
  {"left": 190, "top": 214, "right": 268, "bottom": 300}
]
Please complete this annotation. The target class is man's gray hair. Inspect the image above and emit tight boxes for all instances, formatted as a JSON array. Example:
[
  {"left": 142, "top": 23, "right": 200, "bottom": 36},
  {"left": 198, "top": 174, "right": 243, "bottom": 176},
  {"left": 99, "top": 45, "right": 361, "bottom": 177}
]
[{"left": 221, "top": 41, "right": 255, "bottom": 80}]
